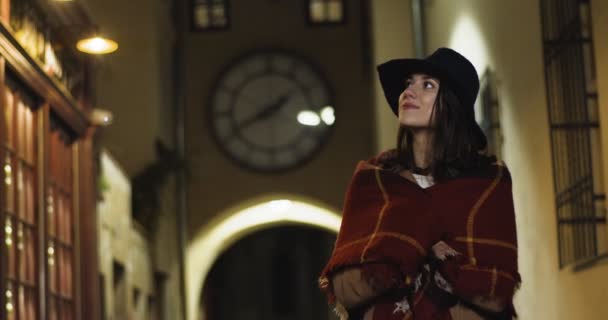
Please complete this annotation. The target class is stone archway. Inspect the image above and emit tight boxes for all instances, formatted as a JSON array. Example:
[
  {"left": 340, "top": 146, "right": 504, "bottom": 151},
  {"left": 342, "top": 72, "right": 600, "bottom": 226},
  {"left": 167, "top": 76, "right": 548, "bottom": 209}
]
[{"left": 186, "top": 194, "right": 341, "bottom": 320}]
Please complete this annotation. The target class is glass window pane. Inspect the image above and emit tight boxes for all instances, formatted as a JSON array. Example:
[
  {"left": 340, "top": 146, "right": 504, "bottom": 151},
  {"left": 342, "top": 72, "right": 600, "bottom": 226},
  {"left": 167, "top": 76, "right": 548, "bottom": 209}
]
[
  {"left": 48, "top": 191, "right": 55, "bottom": 237},
  {"left": 25, "top": 108, "right": 34, "bottom": 164},
  {"left": 18, "top": 285, "right": 26, "bottom": 320},
  {"left": 211, "top": 5, "right": 226, "bottom": 27},
  {"left": 58, "top": 194, "right": 64, "bottom": 242},
  {"left": 27, "top": 227, "right": 36, "bottom": 283},
  {"left": 48, "top": 297, "right": 57, "bottom": 320},
  {"left": 65, "top": 197, "right": 72, "bottom": 244},
  {"left": 17, "top": 101, "right": 25, "bottom": 157},
  {"left": 58, "top": 247, "right": 64, "bottom": 295},
  {"left": 327, "top": 1, "right": 343, "bottom": 22},
  {"left": 4, "top": 89, "right": 14, "bottom": 147},
  {"left": 18, "top": 223, "right": 25, "bottom": 281},
  {"left": 579, "top": 2, "right": 590, "bottom": 38},
  {"left": 47, "top": 125, "right": 75, "bottom": 317},
  {"left": 17, "top": 162, "right": 25, "bottom": 219},
  {"left": 310, "top": 1, "right": 326, "bottom": 22},
  {"left": 25, "top": 169, "right": 34, "bottom": 223},
  {"left": 591, "top": 126, "right": 603, "bottom": 194},
  {"left": 48, "top": 241, "right": 56, "bottom": 293},
  {"left": 66, "top": 253, "right": 72, "bottom": 297},
  {"left": 194, "top": 5, "right": 210, "bottom": 28},
  {"left": 6, "top": 216, "right": 16, "bottom": 278},
  {"left": 5, "top": 153, "right": 14, "bottom": 211},
  {"left": 6, "top": 282, "right": 15, "bottom": 320},
  {"left": 583, "top": 43, "right": 596, "bottom": 93},
  {"left": 26, "top": 287, "right": 36, "bottom": 320}
]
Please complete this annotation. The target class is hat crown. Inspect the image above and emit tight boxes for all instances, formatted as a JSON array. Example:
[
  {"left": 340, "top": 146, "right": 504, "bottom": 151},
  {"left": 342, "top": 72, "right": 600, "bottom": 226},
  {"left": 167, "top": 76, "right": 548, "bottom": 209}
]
[
  {"left": 376, "top": 47, "right": 480, "bottom": 115},
  {"left": 425, "top": 48, "right": 479, "bottom": 105}
]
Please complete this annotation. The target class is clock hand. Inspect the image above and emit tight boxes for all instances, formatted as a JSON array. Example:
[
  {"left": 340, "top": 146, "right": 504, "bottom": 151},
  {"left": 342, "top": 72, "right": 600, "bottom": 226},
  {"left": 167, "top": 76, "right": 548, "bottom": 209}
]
[{"left": 237, "top": 91, "right": 294, "bottom": 130}]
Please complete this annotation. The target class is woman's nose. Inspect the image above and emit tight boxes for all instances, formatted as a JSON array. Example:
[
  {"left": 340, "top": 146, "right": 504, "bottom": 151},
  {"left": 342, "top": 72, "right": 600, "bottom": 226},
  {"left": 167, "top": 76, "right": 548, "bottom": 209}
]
[{"left": 403, "top": 85, "right": 416, "bottom": 98}]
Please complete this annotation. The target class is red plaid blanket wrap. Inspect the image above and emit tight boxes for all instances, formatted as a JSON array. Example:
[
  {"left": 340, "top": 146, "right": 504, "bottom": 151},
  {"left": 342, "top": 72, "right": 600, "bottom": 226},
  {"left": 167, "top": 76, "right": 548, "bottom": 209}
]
[{"left": 319, "top": 159, "right": 520, "bottom": 319}]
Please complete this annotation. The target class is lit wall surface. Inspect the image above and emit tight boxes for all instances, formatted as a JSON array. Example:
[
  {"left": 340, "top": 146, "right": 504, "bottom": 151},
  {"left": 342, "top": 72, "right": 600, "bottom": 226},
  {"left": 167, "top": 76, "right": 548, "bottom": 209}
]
[
  {"left": 426, "top": 1, "right": 608, "bottom": 319},
  {"left": 370, "top": 0, "right": 415, "bottom": 152}
]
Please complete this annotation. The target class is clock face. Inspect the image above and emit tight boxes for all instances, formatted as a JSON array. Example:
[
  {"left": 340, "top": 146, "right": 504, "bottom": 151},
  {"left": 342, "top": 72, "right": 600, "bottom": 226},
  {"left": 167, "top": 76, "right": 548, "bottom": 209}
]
[{"left": 208, "top": 50, "right": 335, "bottom": 173}]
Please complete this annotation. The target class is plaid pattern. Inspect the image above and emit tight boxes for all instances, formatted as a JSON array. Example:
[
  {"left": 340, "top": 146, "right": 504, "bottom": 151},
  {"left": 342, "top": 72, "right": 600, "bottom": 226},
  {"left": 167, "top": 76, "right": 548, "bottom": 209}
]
[{"left": 319, "top": 155, "right": 520, "bottom": 319}]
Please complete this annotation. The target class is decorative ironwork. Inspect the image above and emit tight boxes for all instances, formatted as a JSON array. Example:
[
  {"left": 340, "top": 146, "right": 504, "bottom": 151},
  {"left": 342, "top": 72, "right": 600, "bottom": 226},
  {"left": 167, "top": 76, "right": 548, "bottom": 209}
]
[
  {"left": 477, "top": 70, "right": 502, "bottom": 160},
  {"left": 540, "top": 0, "right": 606, "bottom": 267}
]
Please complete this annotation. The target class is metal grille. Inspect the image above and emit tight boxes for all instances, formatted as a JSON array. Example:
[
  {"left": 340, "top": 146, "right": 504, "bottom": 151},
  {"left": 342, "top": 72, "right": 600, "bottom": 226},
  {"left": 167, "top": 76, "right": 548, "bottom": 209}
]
[
  {"left": 540, "top": 0, "right": 606, "bottom": 268},
  {"left": 478, "top": 70, "right": 502, "bottom": 160}
]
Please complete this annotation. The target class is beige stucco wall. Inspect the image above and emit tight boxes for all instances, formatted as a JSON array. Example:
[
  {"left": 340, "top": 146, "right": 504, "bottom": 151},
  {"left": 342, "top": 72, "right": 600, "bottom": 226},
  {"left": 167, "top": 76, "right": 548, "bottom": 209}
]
[
  {"left": 370, "top": 0, "right": 415, "bottom": 152},
  {"left": 85, "top": 0, "right": 174, "bottom": 176},
  {"left": 98, "top": 151, "right": 154, "bottom": 320},
  {"left": 425, "top": 1, "right": 608, "bottom": 319},
  {"left": 83, "top": 0, "right": 185, "bottom": 318}
]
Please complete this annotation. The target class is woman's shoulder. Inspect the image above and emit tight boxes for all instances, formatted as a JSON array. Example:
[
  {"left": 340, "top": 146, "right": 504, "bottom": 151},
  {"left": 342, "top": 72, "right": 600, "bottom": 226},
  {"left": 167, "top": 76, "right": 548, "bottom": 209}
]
[
  {"left": 366, "top": 149, "right": 399, "bottom": 166},
  {"left": 459, "top": 157, "right": 512, "bottom": 183}
]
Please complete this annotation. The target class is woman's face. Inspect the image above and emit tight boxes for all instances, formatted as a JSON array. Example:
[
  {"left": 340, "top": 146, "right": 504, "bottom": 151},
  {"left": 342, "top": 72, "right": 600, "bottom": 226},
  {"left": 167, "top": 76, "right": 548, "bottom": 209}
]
[{"left": 398, "top": 73, "right": 440, "bottom": 129}]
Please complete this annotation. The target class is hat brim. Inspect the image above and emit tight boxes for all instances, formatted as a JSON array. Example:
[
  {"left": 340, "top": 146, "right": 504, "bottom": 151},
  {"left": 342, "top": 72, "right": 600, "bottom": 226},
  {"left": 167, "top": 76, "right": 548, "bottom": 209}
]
[{"left": 377, "top": 59, "right": 445, "bottom": 115}]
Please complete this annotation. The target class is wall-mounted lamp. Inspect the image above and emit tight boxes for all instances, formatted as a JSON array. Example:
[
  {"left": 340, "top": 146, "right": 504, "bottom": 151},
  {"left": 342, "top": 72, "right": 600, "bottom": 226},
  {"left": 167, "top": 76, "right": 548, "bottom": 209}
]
[
  {"left": 76, "top": 36, "right": 118, "bottom": 55},
  {"left": 89, "top": 108, "right": 113, "bottom": 126},
  {"left": 49, "top": 1, "right": 118, "bottom": 54}
]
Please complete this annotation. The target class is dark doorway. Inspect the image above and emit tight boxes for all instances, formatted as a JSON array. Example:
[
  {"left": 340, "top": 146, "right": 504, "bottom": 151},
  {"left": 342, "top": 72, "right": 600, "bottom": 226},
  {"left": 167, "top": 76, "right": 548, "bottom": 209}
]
[{"left": 202, "top": 225, "right": 338, "bottom": 320}]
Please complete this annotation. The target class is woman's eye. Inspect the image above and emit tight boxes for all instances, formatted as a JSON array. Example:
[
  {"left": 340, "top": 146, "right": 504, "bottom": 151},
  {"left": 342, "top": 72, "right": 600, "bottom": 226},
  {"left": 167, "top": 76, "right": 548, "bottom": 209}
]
[{"left": 424, "top": 81, "right": 435, "bottom": 89}]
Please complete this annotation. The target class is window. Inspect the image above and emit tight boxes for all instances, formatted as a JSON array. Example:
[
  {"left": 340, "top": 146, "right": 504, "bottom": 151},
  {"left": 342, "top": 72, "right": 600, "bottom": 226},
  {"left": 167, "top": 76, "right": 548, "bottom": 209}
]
[
  {"left": 540, "top": 0, "right": 606, "bottom": 268},
  {"left": 477, "top": 70, "right": 503, "bottom": 160},
  {"left": 46, "top": 116, "right": 75, "bottom": 320},
  {"left": 191, "top": 0, "right": 229, "bottom": 31},
  {"left": 308, "top": 0, "right": 344, "bottom": 24},
  {"left": 2, "top": 80, "right": 38, "bottom": 320}
]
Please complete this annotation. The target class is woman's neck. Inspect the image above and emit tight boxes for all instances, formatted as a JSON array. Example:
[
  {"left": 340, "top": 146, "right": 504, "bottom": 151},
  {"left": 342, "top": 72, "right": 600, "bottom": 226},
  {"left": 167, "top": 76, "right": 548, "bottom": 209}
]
[{"left": 411, "top": 129, "right": 434, "bottom": 170}]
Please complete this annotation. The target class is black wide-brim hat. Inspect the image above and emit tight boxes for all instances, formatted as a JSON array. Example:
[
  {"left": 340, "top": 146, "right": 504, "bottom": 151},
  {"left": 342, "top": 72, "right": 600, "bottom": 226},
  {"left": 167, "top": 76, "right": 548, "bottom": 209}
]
[{"left": 377, "top": 47, "right": 480, "bottom": 115}]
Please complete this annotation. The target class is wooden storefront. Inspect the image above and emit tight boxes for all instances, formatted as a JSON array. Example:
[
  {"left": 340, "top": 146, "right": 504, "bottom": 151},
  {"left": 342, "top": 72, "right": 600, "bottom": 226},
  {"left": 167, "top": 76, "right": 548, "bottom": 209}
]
[{"left": 0, "top": 0, "right": 99, "bottom": 319}]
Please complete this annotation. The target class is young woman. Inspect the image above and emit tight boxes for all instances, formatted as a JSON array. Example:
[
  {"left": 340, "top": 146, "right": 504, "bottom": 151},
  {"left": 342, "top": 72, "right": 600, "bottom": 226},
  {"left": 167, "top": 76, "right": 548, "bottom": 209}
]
[{"left": 319, "top": 48, "right": 520, "bottom": 320}]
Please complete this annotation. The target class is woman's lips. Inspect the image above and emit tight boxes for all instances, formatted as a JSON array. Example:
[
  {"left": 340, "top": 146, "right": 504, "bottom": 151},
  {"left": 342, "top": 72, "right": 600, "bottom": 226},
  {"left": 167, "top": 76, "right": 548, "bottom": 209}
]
[{"left": 401, "top": 102, "right": 420, "bottom": 110}]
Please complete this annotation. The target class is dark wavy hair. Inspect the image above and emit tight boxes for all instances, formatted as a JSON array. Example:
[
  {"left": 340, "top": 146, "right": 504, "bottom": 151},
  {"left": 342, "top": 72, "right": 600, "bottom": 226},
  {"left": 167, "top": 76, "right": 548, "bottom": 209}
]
[{"left": 390, "top": 83, "right": 494, "bottom": 181}]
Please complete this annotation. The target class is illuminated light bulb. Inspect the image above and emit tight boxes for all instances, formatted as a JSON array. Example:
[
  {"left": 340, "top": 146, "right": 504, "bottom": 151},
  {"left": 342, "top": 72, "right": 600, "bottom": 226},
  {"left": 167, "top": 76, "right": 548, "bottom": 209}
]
[
  {"left": 297, "top": 110, "right": 321, "bottom": 126},
  {"left": 76, "top": 36, "right": 119, "bottom": 54},
  {"left": 320, "top": 106, "right": 335, "bottom": 125}
]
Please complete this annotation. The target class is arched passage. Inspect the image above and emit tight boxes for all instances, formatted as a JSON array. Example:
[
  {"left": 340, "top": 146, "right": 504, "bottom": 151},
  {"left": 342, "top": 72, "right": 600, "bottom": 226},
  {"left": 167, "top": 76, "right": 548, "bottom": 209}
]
[{"left": 186, "top": 194, "right": 341, "bottom": 320}]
